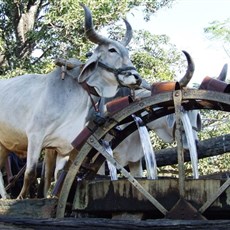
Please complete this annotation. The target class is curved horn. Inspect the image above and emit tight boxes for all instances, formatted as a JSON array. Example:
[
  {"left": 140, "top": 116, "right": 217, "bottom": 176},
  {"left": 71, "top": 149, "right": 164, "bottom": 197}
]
[
  {"left": 120, "top": 19, "right": 133, "bottom": 46},
  {"left": 217, "top": 63, "right": 228, "bottom": 81},
  {"left": 179, "top": 50, "right": 195, "bottom": 87},
  {"left": 80, "top": 3, "right": 109, "bottom": 44}
]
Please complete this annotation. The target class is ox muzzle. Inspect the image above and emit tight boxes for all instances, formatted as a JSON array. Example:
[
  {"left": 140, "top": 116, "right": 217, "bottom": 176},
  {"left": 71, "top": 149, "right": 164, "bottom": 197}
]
[{"left": 98, "top": 61, "right": 142, "bottom": 87}]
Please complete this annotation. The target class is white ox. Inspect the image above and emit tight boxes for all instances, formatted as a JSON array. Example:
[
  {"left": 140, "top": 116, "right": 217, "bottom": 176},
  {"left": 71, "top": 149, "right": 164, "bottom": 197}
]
[
  {"left": 42, "top": 51, "right": 199, "bottom": 190},
  {"left": 102, "top": 62, "right": 229, "bottom": 177},
  {"left": 0, "top": 4, "right": 142, "bottom": 199},
  {"left": 105, "top": 91, "right": 201, "bottom": 177},
  {"left": 38, "top": 51, "right": 194, "bottom": 196},
  {"left": 42, "top": 55, "right": 228, "bottom": 195}
]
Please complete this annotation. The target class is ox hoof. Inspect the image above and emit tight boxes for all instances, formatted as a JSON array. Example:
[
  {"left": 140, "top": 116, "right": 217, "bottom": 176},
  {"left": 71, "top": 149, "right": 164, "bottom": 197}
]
[
  {"left": 16, "top": 194, "right": 25, "bottom": 200},
  {"left": 0, "top": 194, "right": 10, "bottom": 200},
  {"left": 0, "top": 192, "right": 10, "bottom": 199}
]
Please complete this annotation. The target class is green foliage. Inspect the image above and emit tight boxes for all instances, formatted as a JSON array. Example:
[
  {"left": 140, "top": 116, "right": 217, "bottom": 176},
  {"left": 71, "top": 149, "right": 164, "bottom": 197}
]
[
  {"left": 204, "top": 18, "right": 230, "bottom": 57},
  {"left": 198, "top": 153, "right": 230, "bottom": 175},
  {"left": 105, "top": 21, "right": 184, "bottom": 83},
  {"left": 200, "top": 18, "right": 230, "bottom": 175},
  {"left": 131, "top": 30, "right": 183, "bottom": 83},
  {"left": 0, "top": 0, "right": 175, "bottom": 78},
  {"left": 204, "top": 18, "right": 230, "bottom": 42},
  {"left": 197, "top": 110, "right": 230, "bottom": 175},
  {"left": 0, "top": 0, "right": 229, "bottom": 176},
  {"left": 199, "top": 110, "right": 230, "bottom": 140},
  {"left": 127, "top": 0, "right": 174, "bottom": 21}
]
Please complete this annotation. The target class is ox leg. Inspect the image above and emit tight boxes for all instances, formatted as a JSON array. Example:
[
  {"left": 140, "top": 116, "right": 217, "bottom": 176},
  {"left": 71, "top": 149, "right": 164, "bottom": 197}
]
[
  {"left": 54, "top": 154, "right": 68, "bottom": 181},
  {"left": 0, "top": 145, "right": 9, "bottom": 198},
  {"left": 17, "top": 143, "right": 41, "bottom": 199},
  {"left": 128, "top": 160, "right": 143, "bottom": 178},
  {"left": 0, "top": 171, "right": 7, "bottom": 199},
  {"left": 43, "top": 149, "right": 57, "bottom": 197}
]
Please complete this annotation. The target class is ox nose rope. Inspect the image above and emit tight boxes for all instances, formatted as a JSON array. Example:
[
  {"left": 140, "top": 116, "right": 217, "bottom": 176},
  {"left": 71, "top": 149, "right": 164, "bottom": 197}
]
[
  {"left": 80, "top": 82, "right": 107, "bottom": 125},
  {"left": 98, "top": 61, "right": 137, "bottom": 86},
  {"left": 81, "top": 60, "right": 137, "bottom": 123},
  {"left": 80, "top": 81, "right": 99, "bottom": 112}
]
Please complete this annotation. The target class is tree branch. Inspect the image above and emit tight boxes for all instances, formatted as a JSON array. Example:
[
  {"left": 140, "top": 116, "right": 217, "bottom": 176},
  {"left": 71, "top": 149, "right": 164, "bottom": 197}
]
[
  {"left": 31, "top": 46, "right": 54, "bottom": 65},
  {"left": 223, "top": 45, "right": 230, "bottom": 58}
]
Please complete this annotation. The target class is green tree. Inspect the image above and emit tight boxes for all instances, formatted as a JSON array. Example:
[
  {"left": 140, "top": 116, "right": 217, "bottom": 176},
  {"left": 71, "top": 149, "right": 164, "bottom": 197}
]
[
  {"left": 0, "top": 0, "right": 176, "bottom": 78},
  {"left": 0, "top": 0, "right": 199, "bottom": 179},
  {"left": 106, "top": 22, "right": 185, "bottom": 83},
  {"left": 201, "top": 19, "right": 230, "bottom": 175},
  {"left": 197, "top": 109, "right": 230, "bottom": 175},
  {"left": 131, "top": 30, "right": 183, "bottom": 83},
  {"left": 204, "top": 18, "right": 230, "bottom": 58}
]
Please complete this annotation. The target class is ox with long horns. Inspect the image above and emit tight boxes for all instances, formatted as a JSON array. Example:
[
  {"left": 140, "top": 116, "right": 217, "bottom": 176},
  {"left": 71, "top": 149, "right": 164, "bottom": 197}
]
[
  {"left": 0, "top": 4, "right": 143, "bottom": 199},
  {"left": 102, "top": 59, "right": 229, "bottom": 178},
  {"left": 40, "top": 51, "right": 200, "bottom": 195},
  {"left": 40, "top": 55, "right": 228, "bottom": 195},
  {"left": 95, "top": 50, "right": 202, "bottom": 177}
]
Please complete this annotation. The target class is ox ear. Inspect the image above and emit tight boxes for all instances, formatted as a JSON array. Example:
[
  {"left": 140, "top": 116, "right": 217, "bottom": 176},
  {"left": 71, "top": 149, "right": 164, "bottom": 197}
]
[{"left": 78, "top": 53, "right": 99, "bottom": 83}]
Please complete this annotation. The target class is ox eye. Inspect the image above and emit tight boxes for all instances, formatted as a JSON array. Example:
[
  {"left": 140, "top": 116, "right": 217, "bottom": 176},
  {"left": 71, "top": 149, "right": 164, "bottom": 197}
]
[{"left": 108, "top": 48, "right": 117, "bottom": 53}]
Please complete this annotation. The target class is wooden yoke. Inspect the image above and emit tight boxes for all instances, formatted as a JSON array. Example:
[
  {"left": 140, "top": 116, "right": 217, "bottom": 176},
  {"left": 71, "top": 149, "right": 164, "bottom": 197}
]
[
  {"left": 54, "top": 58, "right": 79, "bottom": 69},
  {"left": 54, "top": 58, "right": 83, "bottom": 80}
]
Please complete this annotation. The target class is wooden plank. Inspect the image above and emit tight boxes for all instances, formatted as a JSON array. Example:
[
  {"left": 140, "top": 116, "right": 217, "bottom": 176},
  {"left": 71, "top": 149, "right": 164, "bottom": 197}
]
[
  {"left": 0, "top": 217, "right": 230, "bottom": 230},
  {"left": 199, "top": 178, "right": 230, "bottom": 213},
  {"left": 87, "top": 134, "right": 168, "bottom": 215},
  {"left": 0, "top": 198, "right": 57, "bottom": 218},
  {"left": 73, "top": 178, "right": 230, "bottom": 219}
]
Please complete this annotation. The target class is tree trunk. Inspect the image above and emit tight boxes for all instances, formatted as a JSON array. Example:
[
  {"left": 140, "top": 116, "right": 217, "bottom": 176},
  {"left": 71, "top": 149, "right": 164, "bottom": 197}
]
[{"left": 155, "top": 134, "right": 230, "bottom": 167}]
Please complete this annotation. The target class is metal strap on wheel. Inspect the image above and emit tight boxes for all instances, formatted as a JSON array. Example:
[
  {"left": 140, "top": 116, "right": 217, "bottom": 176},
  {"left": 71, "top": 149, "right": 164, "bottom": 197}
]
[
  {"left": 87, "top": 134, "right": 168, "bottom": 215},
  {"left": 173, "top": 90, "right": 185, "bottom": 197}
]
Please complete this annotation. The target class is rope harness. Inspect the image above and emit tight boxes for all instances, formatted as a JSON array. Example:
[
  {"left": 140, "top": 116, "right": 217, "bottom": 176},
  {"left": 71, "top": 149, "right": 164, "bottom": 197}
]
[
  {"left": 98, "top": 61, "right": 137, "bottom": 87},
  {"left": 56, "top": 58, "right": 137, "bottom": 120},
  {"left": 80, "top": 60, "right": 137, "bottom": 115}
]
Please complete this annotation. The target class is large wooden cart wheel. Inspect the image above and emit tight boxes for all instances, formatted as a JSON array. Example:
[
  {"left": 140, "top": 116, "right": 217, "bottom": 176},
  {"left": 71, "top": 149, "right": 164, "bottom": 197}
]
[{"left": 56, "top": 89, "right": 230, "bottom": 218}]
